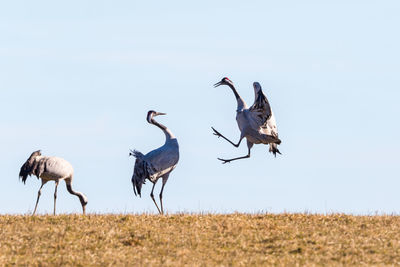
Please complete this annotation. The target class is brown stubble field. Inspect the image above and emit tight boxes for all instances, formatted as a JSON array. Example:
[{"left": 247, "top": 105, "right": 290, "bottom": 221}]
[{"left": 1, "top": 213, "right": 400, "bottom": 266}]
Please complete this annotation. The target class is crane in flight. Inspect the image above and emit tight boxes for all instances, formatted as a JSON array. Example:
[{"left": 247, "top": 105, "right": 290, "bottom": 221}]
[
  {"left": 212, "top": 77, "right": 281, "bottom": 163},
  {"left": 130, "top": 110, "right": 179, "bottom": 214},
  {"left": 19, "top": 150, "right": 88, "bottom": 215}
]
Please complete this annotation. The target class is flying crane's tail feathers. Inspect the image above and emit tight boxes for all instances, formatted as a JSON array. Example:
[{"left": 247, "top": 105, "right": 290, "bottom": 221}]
[{"left": 269, "top": 143, "right": 281, "bottom": 157}]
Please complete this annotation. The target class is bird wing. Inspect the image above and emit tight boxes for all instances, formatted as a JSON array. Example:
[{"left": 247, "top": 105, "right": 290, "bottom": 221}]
[
  {"left": 130, "top": 142, "right": 179, "bottom": 196},
  {"left": 248, "top": 84, "right": 272, "bottom": 129},
  {"left": 144, "top": 143, "right": 179, "bottom": 179},
  {"left": 39, "top": 157, "right": 74, "bottom": 179},
  {"left": 260, "top": 112, "right": 279, "bottom": 138}
]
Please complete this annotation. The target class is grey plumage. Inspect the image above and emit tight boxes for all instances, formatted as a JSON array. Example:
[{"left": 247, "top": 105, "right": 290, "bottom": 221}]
[
  {"left": 213, "top": 77, "right": 281, "bottom": 163},
  {"left": 130, "top": 110, "right": 179, "bottom": 214},
  {"left": 19, "top": 150, "right": 88, "bottom": 215},
  {"left": 19, "top": 150, "right": 42, "bottom": 184}
]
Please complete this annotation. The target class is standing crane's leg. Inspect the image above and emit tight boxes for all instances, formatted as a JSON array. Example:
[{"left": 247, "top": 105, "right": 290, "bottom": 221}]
[
  {"left": 33, "top": 180, "right": 47, "bottom": 215},
  {"left": 159, "top": 174, "right": 170, "bottom": 215},
  {"left": 218, "top": 140, "right": 254, "bottom": 164},
  {"left": 53, "top": 180, "right": 59, "bottom": 215},
  {"left": 212, "top": 127, "right": 244, "bottom": 147},
  {"left": 150, "top": 182, "right": 162, "bottom": 214}
]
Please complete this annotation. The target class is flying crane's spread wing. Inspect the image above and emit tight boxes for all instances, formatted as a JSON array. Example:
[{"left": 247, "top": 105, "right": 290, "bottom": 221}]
[
  {"left": 248, "top": 82, "right": 279, "bottom": 139},
  {"left": 248, "top": 83, "right": 272, "bottom": 128}
]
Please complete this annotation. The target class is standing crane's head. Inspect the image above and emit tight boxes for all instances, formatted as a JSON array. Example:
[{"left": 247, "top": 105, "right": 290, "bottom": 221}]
[
  {"left": 19, "top": 150, "right": 42, "bottom": 184},
  {"left": 214, "top": 77, "right": 234, "bottom": 88},
  {"left": 146, "top": 110, "right": 167, "bottom": 123}
]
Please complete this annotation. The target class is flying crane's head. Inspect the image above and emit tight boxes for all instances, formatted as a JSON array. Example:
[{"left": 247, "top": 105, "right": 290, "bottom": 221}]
[
  {"left": 213, "top": 77, "right": 234, "bottom": 88},
  {"left": 147, "top": 110, "right": 167, "bottom": 123}
]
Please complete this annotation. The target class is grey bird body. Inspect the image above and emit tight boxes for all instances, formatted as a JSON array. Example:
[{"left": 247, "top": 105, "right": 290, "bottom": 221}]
[
  {"left": 33, "top": 156, "right": 74, "bottom": 181},
  {"left": 213, "top": 77, "right": 281, "bottom": 163},
  {"left": 130, "top": 110, "right": 179, "bottom": 214},
  {"left": 19, "top": 150, "right": 88, "bottom": 215}
]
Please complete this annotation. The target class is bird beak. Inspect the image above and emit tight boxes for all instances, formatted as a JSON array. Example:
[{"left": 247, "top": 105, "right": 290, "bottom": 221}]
[
  {"left": 156, "top": 112, "right": 166, "bottom": 116},
  {"left": 213, "top": 81, "right": 222, "bottom": 88}
]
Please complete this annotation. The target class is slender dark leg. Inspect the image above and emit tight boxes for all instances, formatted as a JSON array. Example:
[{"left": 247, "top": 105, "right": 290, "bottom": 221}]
[
  {"left": 53, "top": 180, "right": 59, "bottom": 215},
  {"left": 159, "top": 174, "right": 169, "bottom": 215},
  {"left": 212, "top": 127, "right": 243, "bottom": 147},
  {"left": 150, "top": 182, "right": 162, "bottom": 214},
  {"left": 33, "top": 180, "right": 47, "bottom": 215},
  {"left": 218, "top": 141, "right": 254, "bottom": 164}
]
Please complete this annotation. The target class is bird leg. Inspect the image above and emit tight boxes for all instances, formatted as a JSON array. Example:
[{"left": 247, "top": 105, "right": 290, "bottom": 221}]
[
  {"left": 212, "top": 127, "right": 243, "bottom": 147},
  {"left": 159, "top": 174, "right": 169, "bottom": 215},
  {"left": 218, "top": 141, "right": 253, "bottom": 164},
  {"left": 33, "top": 180, "right": 47, "bottom": 215},
  {"left": 150, "top": 182, "right": 162, "bottom": 214},
  {"left": 53, "top": 180, "right": 59, "bottom": 215}
]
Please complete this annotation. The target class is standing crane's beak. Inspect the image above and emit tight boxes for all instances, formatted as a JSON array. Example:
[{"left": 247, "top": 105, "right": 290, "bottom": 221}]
[
  {"left": 213, "top": 81, "right": 223, "bottom": 88},
  {"left": 155, "top": 112, "right": 166, "bottom": 116}
]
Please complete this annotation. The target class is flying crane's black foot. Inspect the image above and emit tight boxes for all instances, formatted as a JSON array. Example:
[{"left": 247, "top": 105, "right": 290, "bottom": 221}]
[
  {"left": 217, "top": 158, "right": 231, "bottom": 164},
  {"left": 211, "top": 127, "right": 223, "bottom": 138}
]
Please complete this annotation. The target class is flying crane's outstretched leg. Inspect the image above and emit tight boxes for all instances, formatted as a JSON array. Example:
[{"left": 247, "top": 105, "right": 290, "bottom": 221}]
[
  {"left": 33, "top": 180, "right": 47, "bottom": 215},
  {"left": 53, "top": 180, "right": 59, "bottom": 215},
  {"left": 159, "top": 174, "right": 170, "bottom": 215},
  {"left": 150, "top": 182, "right": 162, "bottom": 214},
  {"left": 212, "top": 127, "right": 244, "bottom": 147},
  {"left": 218, "top": 141, "right": 254, "bottom": 164}
]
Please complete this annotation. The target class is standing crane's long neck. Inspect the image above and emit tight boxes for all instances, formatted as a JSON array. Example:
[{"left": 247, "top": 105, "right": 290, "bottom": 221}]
[
  {"left": 66, "top": 183, "right": 88, "bottom": 214},
  {"left": 151, "top": 118, "right": 175, "bottom": 141},
  {"left": 227, "top": 83, "right": 247, "bottom": 111}
]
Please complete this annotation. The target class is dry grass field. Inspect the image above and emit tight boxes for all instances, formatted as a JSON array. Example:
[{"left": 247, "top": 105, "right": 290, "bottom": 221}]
[{"left": 1, "top": 213, "right": 400, "bottom": 266}]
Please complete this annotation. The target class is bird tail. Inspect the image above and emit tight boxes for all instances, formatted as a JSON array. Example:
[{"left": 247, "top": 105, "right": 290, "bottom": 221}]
[
  {"left": 131, "top": 171, "right": 144, "bottom": 197},
  {"left": 269, "top": 143, "right": 281, "bottom": 157},
  {"left": 19, "top": 161, "right": 31, "bottom": 184},
  {"left": 129, "top": 149, "right": 144, "bottom": 159},
  {"left": 19, "top": 150, "right": 43, "bottom": 184},
  {"left": 130, "top": 149, "right": 147, "bottom": 197}
]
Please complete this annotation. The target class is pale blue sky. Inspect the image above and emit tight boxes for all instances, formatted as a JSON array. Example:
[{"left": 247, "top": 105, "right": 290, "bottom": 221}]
[{"left": 1, "top": 1, "right": 399, "bottom": 214}]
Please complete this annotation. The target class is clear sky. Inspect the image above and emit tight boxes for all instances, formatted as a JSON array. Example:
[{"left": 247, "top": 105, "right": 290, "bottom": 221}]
[{"left": 1, "top": 1, "right": 399, "bottom": 214}]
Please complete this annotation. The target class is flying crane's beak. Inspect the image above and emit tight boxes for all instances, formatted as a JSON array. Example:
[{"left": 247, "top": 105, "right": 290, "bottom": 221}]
[
  {"left": 156, "top": 112, "right": 166, "bottom": 116},
  {"left": 213, "top": 81, "right": 222, "bottom": 88}
]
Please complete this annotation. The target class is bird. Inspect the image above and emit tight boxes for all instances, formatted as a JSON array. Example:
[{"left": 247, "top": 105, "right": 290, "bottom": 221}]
[
  {"left": 19, "top": 150, "right": 88, "bottom": 215},
  {"left": 212, "top": 77, "right": 281, "bottom": 163},
  {"left": 130, "top": 110, "right": 179, "bottom": 214}
]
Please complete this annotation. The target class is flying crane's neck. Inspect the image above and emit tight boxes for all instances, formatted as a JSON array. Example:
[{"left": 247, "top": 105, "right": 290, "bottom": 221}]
[
  {"left": 227, "top": 83, "right": 247, "bottom": 111},
  {"left": 151, "top": 118, "right": 175, "bottom": 141}
]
